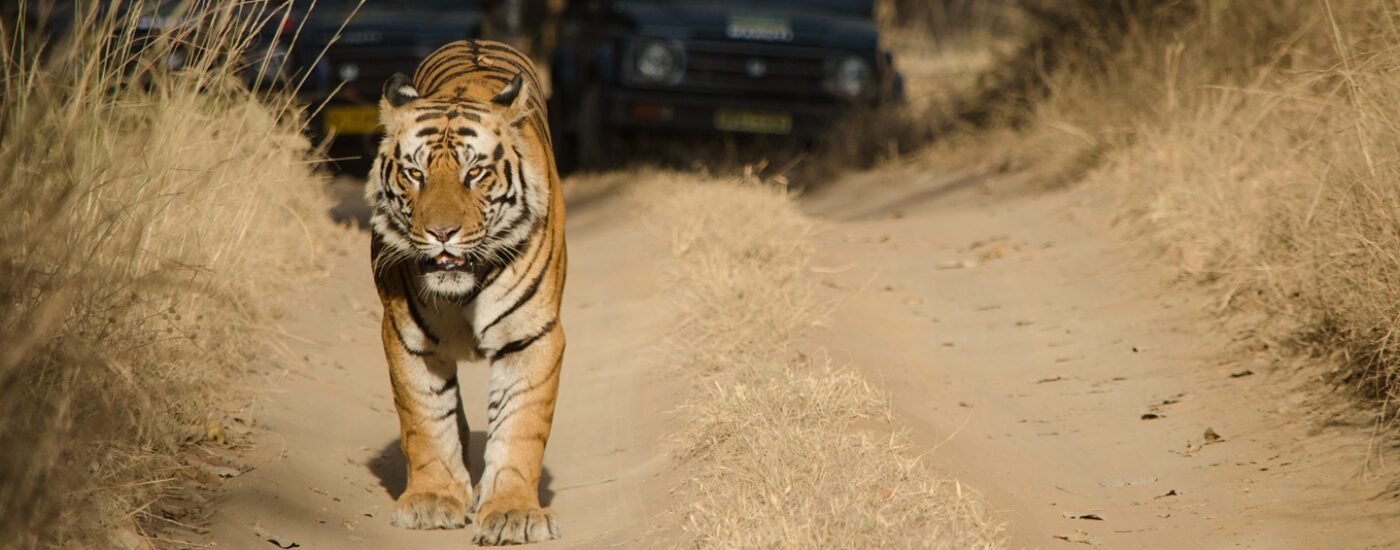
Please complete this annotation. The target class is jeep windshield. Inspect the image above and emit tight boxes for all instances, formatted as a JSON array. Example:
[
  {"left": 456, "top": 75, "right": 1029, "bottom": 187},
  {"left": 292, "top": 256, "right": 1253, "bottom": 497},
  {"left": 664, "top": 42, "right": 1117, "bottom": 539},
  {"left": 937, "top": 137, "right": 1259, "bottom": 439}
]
[{"left": 635, "top": 0, "right": 873, "bottom": 17}]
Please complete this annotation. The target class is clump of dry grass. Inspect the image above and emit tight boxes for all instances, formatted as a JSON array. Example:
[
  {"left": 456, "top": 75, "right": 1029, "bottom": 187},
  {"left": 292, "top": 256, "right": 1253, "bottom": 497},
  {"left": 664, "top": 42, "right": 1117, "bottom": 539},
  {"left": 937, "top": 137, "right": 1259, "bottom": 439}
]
[
  {"left": 656, "top": 176, "right": 815, "bottom": 369},
  {"left": 633, "top": 172, "right": 1003, "bottom": 548},
  {"left": 0, "top": 2, "right": 337, "bottom": 547}
]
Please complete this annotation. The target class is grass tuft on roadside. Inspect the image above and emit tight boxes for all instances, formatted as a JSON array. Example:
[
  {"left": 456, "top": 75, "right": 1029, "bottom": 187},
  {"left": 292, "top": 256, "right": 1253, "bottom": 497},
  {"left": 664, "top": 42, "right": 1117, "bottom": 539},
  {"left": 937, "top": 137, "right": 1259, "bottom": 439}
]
[
  {"left": 0, "top": 2, "right": 338, "bottom": 547},
  {"left": 632, "top": 172, "right": 1003, "bottom": 548}
]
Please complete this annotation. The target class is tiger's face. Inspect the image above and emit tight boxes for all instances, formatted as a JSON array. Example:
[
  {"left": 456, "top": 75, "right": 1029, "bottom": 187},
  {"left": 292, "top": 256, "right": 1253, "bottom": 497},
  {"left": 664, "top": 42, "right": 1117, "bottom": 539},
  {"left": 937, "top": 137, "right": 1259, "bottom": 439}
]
[{"left": 367, "top": 73, "right": 543, "bottom": 297}]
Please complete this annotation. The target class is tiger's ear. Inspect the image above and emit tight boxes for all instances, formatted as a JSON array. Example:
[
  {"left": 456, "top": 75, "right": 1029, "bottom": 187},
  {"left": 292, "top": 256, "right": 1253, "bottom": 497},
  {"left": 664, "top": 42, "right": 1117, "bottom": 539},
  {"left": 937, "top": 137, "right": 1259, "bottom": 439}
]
[
  {"left": 491, "top": 73, "right": 530, "bottom": 124},
  {"left": 383, "top": 73, "right": 419, "bottom": 107},
  {"left": 379, "top": 73, "right": 420, "bottom": 133}
]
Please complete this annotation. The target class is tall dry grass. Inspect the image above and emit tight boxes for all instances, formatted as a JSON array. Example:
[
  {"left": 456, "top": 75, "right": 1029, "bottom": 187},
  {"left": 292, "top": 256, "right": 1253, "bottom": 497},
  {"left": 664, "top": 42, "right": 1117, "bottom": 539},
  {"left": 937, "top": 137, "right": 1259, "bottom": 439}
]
[
  {"left": 630, "top": 171, "right": 1003, "bottom": 548},
  {"left": 0, "top": 2, "right": 337, "bottom": 547},
  {"left": 963, "top": 0, "right": 1400, "bottom": 414}
]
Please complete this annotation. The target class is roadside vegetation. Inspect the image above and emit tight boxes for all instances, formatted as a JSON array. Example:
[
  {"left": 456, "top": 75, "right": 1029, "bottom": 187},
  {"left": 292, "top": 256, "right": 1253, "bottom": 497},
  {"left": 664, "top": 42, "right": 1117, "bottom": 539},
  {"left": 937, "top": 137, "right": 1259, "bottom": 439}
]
[
  {"left": 944, "top": 0, "right": 1400, "bottom": 419},
  {"left": 614, "top": 170, "right": 1004, "bottom": 548},
  {"left": 0, "top": 2, "right": 339, "bottom": 547}
]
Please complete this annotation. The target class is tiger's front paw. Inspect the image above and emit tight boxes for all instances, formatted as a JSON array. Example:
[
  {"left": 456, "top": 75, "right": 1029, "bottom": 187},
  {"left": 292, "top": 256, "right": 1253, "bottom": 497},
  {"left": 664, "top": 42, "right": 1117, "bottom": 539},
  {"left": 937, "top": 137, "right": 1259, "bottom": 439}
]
[
  {"left": 471, "top": 504, "right": 559, "bottom": 545},
  {"left": 392, "top": 490, "right": 468, "bottom": 530}
]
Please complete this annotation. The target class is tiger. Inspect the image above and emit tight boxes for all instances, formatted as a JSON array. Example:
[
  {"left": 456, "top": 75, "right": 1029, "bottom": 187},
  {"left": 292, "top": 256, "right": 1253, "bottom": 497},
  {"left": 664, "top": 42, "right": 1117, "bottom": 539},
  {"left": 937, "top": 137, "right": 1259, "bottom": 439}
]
[{"left": 364, "top": 40, "right": 566, "bottom": 546}]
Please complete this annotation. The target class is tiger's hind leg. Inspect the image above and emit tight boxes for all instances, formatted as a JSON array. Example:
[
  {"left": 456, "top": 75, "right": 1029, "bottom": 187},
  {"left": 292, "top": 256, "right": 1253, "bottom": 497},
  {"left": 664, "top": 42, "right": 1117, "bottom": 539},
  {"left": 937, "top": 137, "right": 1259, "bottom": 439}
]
[
  {"left": 472, "top": 323, "right": 563, "bottom": 545},
  {"left": 381, "top": 316, "right": 474, "bottom": 530}
]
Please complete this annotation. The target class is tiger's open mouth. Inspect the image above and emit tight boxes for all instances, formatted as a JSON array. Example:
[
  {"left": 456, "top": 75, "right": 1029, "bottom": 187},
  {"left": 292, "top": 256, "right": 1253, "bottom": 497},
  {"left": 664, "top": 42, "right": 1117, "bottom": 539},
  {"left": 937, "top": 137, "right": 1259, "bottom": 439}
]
[{"left": 423, "top": 252, "right": 476, "bottom": 273}]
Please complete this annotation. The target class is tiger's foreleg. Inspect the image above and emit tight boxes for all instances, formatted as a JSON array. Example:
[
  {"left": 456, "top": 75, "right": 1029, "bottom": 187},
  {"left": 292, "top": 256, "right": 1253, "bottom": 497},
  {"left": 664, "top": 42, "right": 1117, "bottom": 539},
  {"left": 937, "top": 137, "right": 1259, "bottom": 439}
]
[
  {"left": 381, "top": 314, "right": 474, "bottom": 530},
  {"left": 471, "top": 322, "right": 563, "bottom": 545}
]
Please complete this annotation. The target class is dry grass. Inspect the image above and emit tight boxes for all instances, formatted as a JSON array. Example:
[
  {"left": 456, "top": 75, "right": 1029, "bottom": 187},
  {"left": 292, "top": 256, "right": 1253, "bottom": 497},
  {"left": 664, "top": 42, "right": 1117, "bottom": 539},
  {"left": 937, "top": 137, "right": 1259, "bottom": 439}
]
[
  {"left": 627, "top": 171, "right": 1003, "bottom": 548},
  {"left": 955, "top": 0, "right": 1400, "bottom": 415},
  {"left": 0, "top": 2, "right": 338, "bottom": 547}
]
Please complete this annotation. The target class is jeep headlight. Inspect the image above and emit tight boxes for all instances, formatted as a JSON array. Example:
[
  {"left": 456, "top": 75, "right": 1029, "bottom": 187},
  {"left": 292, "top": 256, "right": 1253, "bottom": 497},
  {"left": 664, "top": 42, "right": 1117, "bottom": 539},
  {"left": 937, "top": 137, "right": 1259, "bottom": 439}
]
[
  {"left": 630, "top": 40, "right": 685, "bottom": 85},
  {"left": 826, "top": 56, "right": 875, "bottom": 100}
]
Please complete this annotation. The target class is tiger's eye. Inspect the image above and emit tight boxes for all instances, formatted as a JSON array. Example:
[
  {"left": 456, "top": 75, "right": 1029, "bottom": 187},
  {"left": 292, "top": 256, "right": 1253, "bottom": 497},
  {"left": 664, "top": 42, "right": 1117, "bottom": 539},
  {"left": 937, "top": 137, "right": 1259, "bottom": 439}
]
[
  {"left": 405, "top": 168, "right": 423, "bottom": 181},
  {"left": 467, "top": 167, "right": 483, "bottom": 178}
]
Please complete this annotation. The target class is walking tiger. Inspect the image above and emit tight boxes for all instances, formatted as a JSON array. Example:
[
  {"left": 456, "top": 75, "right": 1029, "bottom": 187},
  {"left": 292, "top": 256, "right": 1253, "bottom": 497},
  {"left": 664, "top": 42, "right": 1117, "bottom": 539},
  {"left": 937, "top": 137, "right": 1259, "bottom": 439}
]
[{"left": 365, "top": 40, "right": 566, "bottom": 545}]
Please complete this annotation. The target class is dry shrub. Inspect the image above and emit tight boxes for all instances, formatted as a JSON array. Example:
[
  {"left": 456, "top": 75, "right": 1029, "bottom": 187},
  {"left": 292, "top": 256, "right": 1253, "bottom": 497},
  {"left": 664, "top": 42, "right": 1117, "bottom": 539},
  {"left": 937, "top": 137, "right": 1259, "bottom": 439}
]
[
  {"left": 634, "top": 172, "right": 1004, "bottom": 548},
  {"left": 0, "top": 2, "right": 337, "bottom": 547},
  {"left": 970, "top": 0, "right": 1400, "bottom": 410}
]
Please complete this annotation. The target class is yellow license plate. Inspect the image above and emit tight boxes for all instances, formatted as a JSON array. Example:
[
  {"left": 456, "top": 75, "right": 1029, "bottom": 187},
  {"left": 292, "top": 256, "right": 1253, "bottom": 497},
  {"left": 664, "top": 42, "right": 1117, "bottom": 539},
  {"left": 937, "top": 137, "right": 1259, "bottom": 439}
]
[
  {"left": 323, "top": 104, "right": 381, "bottom": 135},
  {"left": 714, "top": 109, "right": 792, "bottom": 135}
]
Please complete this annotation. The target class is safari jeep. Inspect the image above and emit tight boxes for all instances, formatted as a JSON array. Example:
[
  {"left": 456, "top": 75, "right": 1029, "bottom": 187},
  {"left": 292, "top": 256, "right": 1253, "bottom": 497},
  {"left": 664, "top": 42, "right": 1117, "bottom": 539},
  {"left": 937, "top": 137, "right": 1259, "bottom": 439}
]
[{"left": 548, "top": 0, "right": 903, "bottom": 171}]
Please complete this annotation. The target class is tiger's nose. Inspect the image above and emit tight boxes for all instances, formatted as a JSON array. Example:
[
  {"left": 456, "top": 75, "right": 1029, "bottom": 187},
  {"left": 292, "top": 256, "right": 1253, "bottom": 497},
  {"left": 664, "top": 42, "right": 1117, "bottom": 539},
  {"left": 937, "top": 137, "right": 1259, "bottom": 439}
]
[{"left": 426, "top": 225, "right": 460, "bottom": 243}]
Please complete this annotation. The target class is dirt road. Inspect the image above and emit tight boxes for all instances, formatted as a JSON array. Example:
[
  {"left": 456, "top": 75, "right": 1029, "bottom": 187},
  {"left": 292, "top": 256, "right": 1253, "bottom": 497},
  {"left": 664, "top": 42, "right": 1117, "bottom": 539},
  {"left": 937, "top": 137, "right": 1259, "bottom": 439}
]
[
  {"left": 208, "top": 164, "right": 1400, "bottom": 549},
  {"left": 802, "top": 162, "right": 1400, "bottom": 549}
]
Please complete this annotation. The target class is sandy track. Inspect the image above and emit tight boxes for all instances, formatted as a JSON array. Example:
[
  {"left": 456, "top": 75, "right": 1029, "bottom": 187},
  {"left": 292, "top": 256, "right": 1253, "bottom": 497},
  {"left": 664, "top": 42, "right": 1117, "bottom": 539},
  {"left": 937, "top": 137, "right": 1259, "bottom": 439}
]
[
  {"left": 801, "top": 163, "right": 1400, "bottom": 549},
  {"left": 207, "top": 182, "right": 675, "bottom": 548},
  {"left": 209, "top": 163, "right": 1400, "bottom": 549}
]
